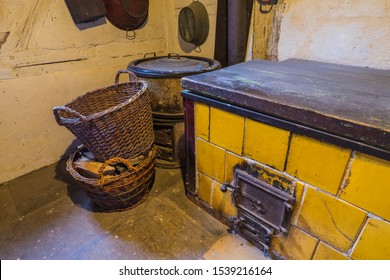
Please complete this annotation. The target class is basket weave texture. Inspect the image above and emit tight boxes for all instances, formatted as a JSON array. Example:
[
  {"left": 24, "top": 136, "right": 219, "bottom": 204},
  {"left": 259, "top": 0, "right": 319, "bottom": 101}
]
[
  {"left": 53, "top": 70, "right": 154, "bottom": 162},
  {"left": 67, "top": 145, "right": 157, "bottom": 212}
]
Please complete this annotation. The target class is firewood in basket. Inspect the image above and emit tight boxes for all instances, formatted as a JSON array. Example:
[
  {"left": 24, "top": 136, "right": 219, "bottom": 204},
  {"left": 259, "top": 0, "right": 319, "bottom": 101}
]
[
  {"left": 112, "top": 162, "right": 128, "bottom": 175},
  {"left": 74, "top": 156, "right": 115, "bottom": 179},
  {"left": 127, "top": 154, "right": 145, "bottom": 166}
]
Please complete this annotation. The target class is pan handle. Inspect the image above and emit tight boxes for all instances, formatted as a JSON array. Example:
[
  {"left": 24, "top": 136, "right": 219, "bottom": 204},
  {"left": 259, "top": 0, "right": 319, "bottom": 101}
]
[
  {"left": 144, "top": 52, "right": 157, "bottom": 58},
  {"left": 168, "top": 53, "right": 181, "bottom": 59}
]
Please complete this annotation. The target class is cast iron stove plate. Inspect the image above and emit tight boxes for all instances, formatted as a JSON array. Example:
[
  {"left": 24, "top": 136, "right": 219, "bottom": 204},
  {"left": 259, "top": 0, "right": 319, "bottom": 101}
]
[{"left": 226, "top": 169, "right": 295, "bottom": 253}]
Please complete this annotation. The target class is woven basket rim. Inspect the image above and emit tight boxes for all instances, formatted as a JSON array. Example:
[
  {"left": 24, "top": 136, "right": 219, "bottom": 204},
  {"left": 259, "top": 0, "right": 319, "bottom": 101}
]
[{"left": 57, "top": 80, "right": 148, "bottom": 124}]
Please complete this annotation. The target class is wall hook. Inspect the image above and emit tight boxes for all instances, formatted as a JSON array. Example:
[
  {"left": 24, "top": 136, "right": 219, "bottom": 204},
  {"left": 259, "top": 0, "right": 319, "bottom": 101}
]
[
  {"left": 126, "top": 30, "right": 136, "bottom": 40},
  {"left": 258, "top": 0, "right": 278, "bottom": 14},
  {"left": 194, "top": 46, "right": 202, "bottom": 53}
]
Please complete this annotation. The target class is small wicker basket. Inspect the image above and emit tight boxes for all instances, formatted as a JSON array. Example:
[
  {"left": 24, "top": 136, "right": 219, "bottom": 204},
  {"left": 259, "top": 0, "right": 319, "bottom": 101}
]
[
  {"left": 53, "top": 70, "right": 154, "bottom": 162},
  {"left": 67, "top": 145, "right": 157, "bottom": 212}
]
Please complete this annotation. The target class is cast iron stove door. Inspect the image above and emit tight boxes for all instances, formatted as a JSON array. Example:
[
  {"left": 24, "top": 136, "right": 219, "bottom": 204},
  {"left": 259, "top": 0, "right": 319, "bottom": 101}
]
[{"left": 223, "top": 169, "right": 295, "bottom": 255}]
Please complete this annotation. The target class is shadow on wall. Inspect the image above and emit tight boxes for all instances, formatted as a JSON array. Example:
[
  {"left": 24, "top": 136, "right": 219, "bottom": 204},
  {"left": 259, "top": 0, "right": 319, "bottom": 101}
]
[
  {"left": 178, "top": 29, "right": 197, "bottom": 53},
  {"left": 76, "top": 17, "right": 107, "bottom": 31}
]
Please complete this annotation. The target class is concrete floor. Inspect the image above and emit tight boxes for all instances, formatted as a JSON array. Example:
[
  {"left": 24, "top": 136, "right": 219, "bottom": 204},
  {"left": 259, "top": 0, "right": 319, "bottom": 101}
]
[{"left": 0, "top": 159, "right": 269, "bottom": 260}]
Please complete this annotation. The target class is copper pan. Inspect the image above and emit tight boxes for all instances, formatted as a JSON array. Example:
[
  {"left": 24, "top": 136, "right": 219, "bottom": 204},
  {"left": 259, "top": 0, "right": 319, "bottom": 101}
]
[{"left": 102, "top": 0, "right": 149, "bottom": 31}]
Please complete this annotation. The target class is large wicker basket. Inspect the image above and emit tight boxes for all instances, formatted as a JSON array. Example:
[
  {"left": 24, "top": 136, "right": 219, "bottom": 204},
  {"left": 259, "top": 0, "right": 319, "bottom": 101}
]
[
  {"left": 67, "top": 145, "right": 157, "bottom": 212},
  {"left": 53, "top": 70, "right": 154, "bottom": 162}
]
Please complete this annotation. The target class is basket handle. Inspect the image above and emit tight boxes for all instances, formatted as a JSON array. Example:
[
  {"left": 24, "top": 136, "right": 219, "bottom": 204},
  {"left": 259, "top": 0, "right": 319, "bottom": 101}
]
[
  {"left": 115, "top": 70, "right": 138, "bottom": 86},
  {"left": 53, "top": 106, "right": 88, "bottom": 126},
  {"left": 97, "top": 157, "right": 139, "bottom": 188}
]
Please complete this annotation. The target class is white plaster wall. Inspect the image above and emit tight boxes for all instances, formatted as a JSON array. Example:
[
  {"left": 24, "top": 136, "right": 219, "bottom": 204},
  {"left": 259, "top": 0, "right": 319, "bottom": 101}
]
[{"left": 278, "top": 0, "right": 390, "bottom": 69}]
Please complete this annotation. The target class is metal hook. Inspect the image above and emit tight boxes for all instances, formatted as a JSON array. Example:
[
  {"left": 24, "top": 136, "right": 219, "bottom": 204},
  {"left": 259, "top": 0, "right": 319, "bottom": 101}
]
[
  {"left": 260, "top": 3, "right": 273, "bottom": 14},
  {"left": 143, "top": 52, "right": 157, "bottom": 58},
  {"left": 126, "top": 30, "right": 136, "bottom": 40}
]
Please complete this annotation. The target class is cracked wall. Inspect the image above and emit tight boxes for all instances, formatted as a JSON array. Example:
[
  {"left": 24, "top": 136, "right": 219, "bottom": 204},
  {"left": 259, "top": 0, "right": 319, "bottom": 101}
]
[{"left": 277, "top": 0, "right": 390, "bottom": 69}]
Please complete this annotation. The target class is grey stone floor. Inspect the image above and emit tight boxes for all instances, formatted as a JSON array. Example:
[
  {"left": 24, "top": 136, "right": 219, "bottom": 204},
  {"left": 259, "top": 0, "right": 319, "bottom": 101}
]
[{"left": 0, "top": 160, "right": 269, "bottom": 260}]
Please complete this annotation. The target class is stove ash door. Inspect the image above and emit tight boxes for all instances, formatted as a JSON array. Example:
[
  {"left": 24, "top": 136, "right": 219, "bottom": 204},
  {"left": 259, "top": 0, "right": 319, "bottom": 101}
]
[{"left": 221, "top": 169, "right": 296, "bottom": 255}]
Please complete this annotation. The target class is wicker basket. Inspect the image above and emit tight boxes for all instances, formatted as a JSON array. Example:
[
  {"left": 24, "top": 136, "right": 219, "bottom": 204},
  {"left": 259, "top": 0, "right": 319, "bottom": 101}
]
[
  {"left": 53, "top": 70, "right": 154, "bottom": 162},
  {"left": 66, "top": 145, "right": 157, "bottom": 212}
]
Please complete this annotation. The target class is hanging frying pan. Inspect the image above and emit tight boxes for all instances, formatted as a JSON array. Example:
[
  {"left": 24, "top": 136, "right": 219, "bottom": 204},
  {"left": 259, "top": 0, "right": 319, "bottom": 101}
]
[
  {"left": 178, "top": 1, "right": 209, "bottom": 47},
  {"left": 102, "top": 0, "right": 149, "bottom": 31}
]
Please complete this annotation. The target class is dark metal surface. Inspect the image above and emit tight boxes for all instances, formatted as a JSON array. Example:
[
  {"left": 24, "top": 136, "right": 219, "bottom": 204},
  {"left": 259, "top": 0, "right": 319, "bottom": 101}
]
[
  {"left": 155, "top": 146, "right": 174, "bottom": 162},
  {"left": 121, "top": 0, "right": 148, "bottom": 17},
  {"left": 128, "top": 54, "right": 220, "bottom": 78},
  {"left": 102, "top": 0, "right": 148, "bottom": 31},
  {"left": 183, "top": 99, "right": 196, "bottom": 194},
  {"left": 152, "top": 112, "right": 184, "bottom": 121},
  {"left": 153, "top": 117, "right": 185, "bottom": 168},
  {"left": 227, "top": 0, "right": 253, "bottom": 66},
  {"left": 228, "top": 211, "right": 273, "bottom": 254},
  {"left": 214, "top": 0, "right": 253, "bottom": 67},
  {"left": 231, "top": 169, "right": 295, "bottom": 232},
  {"left": 181, "top": 59, "right": 390, "bottom": 155},
  {"left": 154, "top": 125, "right": 174, "bottom": 147},
  {"left": 214, "top": 0, "right": 228, "bottom": 67},
  {"left": 225, "top": 169, "right": 295, "bottom": 255}
]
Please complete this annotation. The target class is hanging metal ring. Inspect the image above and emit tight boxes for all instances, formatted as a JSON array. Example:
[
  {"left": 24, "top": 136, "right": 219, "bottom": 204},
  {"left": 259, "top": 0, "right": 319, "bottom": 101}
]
[
  {"left": 260, "top": 3, "right": 273, "bottom": 14},
  {"left": 126, "top": 30, "right": 136, "bottom": 40}
]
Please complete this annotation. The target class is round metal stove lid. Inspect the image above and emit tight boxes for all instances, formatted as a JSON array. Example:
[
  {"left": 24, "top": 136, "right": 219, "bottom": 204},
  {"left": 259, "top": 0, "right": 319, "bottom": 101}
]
[{"left": 127, "top": 54, "right": 220, "bottom": 78}]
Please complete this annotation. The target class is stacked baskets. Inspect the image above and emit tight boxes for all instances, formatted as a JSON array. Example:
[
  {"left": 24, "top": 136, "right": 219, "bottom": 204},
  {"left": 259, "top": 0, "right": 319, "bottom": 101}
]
[{"left": 53, "top": 70, "right": 156, "bottom": 211}]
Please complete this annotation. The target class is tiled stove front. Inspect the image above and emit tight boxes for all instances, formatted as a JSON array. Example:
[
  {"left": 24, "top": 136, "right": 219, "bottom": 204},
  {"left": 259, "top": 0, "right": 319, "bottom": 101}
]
[{"left": 181, "top": 59, "right": 390, "bottom": 260}]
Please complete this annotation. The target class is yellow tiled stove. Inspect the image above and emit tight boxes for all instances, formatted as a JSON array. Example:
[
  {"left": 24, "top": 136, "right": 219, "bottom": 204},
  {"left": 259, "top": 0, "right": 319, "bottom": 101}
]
[{"left": 181, "top": 59, "right": 390, "bottom": 260}]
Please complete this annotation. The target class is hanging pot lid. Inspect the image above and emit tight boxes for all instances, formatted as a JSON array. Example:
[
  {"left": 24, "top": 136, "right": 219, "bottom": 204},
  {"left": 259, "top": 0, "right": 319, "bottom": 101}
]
[
  {"left": 127, "top": 53, "right": 221, "bottom": 78},
  {"left": 178, "top": 1, "right": 209, "bottom": 47},
  {"left": 102, "top": 0, "right": 148, "bottom": 31}
]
